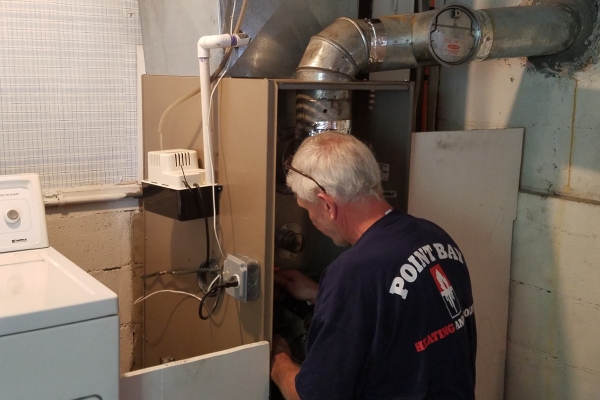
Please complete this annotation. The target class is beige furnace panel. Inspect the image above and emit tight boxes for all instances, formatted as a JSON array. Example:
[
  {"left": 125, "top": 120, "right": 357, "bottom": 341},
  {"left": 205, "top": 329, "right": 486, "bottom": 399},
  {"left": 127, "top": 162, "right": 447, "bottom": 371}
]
[{"left": 142, "top": 75, "right": 276, "bottom": 367}]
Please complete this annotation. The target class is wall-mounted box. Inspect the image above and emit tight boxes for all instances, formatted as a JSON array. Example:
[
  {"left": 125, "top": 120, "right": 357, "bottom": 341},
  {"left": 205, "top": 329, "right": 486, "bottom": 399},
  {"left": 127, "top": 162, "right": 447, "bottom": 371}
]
[{"left": 142, "top": 183, "right": 222, "bottom": 221}]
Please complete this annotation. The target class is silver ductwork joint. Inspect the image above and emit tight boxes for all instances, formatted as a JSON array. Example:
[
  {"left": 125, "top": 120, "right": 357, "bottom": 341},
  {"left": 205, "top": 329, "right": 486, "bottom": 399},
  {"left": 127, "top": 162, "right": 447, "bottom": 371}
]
[
  {"left": 295, "top": 18, "right": 371, "bottom": 137},
  {"left": 364, "top": 19, "right": 387, "bottom": 71},
  {"left": 295, "top": 17, "right": 370, "bottom": 82},
  {"left": 295, "top": 13, "right": 439, "bottom": 137},
  {"left": 295, "top": 1, "right": 596, "bottom": 138}
]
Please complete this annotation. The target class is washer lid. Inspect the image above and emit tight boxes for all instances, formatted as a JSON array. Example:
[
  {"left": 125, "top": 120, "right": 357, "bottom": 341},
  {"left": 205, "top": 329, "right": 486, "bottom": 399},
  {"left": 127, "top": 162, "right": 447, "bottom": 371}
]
[{"left": 0, "top": 247, "right": 118, "bottom": 336}]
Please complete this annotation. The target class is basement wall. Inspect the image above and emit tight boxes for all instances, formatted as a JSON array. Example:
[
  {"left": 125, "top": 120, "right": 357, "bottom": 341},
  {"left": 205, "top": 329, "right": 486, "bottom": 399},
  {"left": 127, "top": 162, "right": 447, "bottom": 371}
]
[
  {"left": 45, "top": 198, "right": 144, "bottom": 374},
  {"left": 437, "top": 0, "right": 600, "bottom": 397}
]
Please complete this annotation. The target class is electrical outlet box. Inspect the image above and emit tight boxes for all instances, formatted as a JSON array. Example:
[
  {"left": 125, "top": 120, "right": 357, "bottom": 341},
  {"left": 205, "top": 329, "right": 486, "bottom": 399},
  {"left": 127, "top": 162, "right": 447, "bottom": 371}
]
[{"left": 223, "top": 254, "right": 260, "bottom": 302}]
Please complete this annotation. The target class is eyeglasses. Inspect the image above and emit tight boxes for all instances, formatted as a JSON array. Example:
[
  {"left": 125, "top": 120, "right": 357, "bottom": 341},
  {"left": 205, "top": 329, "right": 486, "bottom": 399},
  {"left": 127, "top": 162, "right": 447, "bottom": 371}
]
[{"left": 283, "top": 156, "right": 327, "bottom": 194}]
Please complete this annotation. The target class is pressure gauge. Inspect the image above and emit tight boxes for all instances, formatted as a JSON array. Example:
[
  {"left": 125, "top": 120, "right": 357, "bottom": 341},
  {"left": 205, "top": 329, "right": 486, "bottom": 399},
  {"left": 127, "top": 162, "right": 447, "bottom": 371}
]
[{"left": 429, "top": 5, "right": 481, "bottom": 66}]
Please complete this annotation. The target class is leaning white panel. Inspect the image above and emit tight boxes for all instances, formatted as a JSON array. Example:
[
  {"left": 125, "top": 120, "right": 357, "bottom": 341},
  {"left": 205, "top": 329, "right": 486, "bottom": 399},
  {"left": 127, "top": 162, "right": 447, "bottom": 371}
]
[
  {"left": 120, "top": 341, "right": 270, "bottom": 400},
  {"left": 408, "top": 128, "right": 524, "bottom": 400}
]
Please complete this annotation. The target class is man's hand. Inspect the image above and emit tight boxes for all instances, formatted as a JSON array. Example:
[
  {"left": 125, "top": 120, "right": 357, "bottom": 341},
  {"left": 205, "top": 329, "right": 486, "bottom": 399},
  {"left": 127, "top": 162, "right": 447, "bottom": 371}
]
[
  {"left": 274, "top": 269, "right": 319, "bottom": 304},
  {"left": 271, "top": 335, "right": 301, "bottom": 400},
  {"left": 271, "top": 334, "right": 292, "bottom": 359}
]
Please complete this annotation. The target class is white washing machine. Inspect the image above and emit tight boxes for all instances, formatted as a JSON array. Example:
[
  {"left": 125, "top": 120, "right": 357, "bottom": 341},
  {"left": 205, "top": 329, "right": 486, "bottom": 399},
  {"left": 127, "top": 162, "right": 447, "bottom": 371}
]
[{"left": 0, "top": 174, "right": 119, "bottom": 400}]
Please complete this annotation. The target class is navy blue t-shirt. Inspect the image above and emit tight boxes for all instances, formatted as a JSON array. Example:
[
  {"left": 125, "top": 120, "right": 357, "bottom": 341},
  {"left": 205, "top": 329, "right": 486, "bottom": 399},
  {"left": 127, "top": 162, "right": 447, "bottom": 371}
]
[{"left": 295, "top": 210, "right": 476, "bottom": 399}]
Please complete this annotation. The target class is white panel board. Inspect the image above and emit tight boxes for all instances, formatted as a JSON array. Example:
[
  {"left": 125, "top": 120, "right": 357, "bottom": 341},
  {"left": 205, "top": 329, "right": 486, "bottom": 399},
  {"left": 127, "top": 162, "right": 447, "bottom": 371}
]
[
  {"left": 408, "top": 129, "right": 523, "bottom": 400},
  {"left": 120, "top": 341, "right": 270, "bottom": 400}
]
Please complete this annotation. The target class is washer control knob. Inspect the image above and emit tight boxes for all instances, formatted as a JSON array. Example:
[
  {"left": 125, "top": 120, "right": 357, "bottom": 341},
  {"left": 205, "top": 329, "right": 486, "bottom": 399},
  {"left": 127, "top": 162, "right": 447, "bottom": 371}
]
[{"left": 5, "top": 209, "right": 20, "bottom": 224}]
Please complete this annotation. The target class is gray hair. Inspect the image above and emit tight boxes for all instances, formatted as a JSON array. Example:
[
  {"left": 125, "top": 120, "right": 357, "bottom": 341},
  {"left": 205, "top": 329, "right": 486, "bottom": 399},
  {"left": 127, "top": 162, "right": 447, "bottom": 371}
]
[{"left": 286, "top": 132, "right": 383, "bottom": 204}]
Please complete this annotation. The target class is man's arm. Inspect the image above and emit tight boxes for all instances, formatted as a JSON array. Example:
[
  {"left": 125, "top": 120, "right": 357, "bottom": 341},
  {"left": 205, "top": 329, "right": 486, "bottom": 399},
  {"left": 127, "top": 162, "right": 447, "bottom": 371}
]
[
  {"left": 274, "top": 270, "right": 319, "bottom": 304},
  {"left": 271, "top": 335, "right": 301, "bottom": 400}
]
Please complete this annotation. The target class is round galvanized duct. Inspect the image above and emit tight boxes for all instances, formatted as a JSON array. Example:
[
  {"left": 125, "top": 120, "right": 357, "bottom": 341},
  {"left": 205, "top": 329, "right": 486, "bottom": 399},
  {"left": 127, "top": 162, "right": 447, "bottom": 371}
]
[{"left": 294, "top": 1, "right": 593, "bottom": 138}]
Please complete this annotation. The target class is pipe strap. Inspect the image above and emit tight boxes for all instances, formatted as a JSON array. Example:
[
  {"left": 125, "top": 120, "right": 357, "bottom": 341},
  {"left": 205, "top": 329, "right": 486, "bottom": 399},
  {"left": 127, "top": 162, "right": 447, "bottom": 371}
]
[
  {"left": 362, "top": 19, "right": 388, "bottom": 70},
  {"left": 309, "top": 120, "right": 352, "bottom": 136}
]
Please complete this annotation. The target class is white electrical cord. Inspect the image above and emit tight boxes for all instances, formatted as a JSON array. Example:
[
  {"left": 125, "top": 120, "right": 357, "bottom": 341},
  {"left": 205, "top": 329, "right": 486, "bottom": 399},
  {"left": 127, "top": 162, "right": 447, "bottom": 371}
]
[
  {"left": 134, "top": 289, "right": 204, "bottom": 305},
  {"left": 210, "top": 0, "right": 240, "bottom": 259},
  {"left": 135, "top": 275, "right": 223, "bottom": 308},
  {"left": 207, "top": 56, "right": 229, "bottom": 259},
  {"left": 229, "top": 0, "right": 237, "bottom": 34},
  {"left": 197, "top": 0, "right": 249, "bottom": 260},
  {"left": 206, "top": 272, "right": 223, "bottom": 293},
  {"left": 217, "top": 0, "right": 223, "bottom": 34}
]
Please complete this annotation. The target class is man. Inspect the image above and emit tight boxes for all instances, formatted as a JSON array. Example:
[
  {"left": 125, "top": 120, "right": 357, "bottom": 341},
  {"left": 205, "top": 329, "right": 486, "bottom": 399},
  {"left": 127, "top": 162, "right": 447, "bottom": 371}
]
[{"left": 270, "top": 132, "right": 476, "bottom": 399}]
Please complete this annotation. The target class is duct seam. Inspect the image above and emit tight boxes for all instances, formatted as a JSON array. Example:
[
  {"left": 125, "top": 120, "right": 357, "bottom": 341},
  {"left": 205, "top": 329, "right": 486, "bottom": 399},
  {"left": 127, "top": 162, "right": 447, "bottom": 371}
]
[
  {"left": 339, "top": 17, "right": 370, "bottom": 67},
  {"left": 364, "top": 19, "right": 387, "bottom": 70},
  {"left": 311, "top": 35, "right": 361, "bottom": 75},
  {"left": 473, "top": 10, "right": 493, "bottom": 62},
  {"left": 310, "top": 120, "right": 352, "bottom": 136}
]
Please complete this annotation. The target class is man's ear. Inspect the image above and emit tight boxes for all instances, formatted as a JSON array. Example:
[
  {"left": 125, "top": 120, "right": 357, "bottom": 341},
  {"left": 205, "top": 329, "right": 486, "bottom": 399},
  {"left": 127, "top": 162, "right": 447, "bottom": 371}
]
[{"left": 317, "top": 192, "right": 337, "bottom": 221}]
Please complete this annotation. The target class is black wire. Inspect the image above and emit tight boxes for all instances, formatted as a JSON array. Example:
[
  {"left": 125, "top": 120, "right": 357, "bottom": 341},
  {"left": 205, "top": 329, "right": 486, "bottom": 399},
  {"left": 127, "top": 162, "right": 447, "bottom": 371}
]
[
  {"left": 198, "top": 277, "right": 239, "bottom": 320},
  {"left": 193, "top": 183, "right": 211, "bottom": 262},
  {"left": 192, "top": 183, "right": 222, "bottom": 297},
  {"left": 198, "top": 259, "right": 221, "bottom": 297},
  {"left": 180, "top": 167, "right": 212, "bottom": 265},
  {"left": 180, "top": 166, "right": 226, "bottom": 320},
  {"left": 198, "top": 283, "right": 221, "bottom": 320}
]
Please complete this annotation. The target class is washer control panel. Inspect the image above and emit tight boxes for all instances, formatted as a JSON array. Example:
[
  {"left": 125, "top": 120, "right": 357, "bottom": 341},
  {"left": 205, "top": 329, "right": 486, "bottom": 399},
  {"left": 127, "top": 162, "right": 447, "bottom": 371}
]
[{"left": 0, "top": 174, "right": 48, "bottom": 253}]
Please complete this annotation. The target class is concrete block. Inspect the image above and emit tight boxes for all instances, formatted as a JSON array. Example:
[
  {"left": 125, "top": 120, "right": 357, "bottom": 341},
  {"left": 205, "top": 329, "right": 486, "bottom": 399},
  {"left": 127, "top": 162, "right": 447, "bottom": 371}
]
[
  {"left": 512, "top": 193, "right": 600, "bottom": 305},
  {"left": 505, "top": 341, "right": 600, "bottom": 400},
  {"left": 90, "top": 265, "right": 144, "bottom": 326},
  {"left": 132, "top": 210, "right": 145, "bottom": 265},
  {"left": 46, "top": 209, "right": 136, "bottom": 272},
  {"left": 44, "top": 203, "right": 144, "bottom": 376},
  {"left": 120, "top": 323, "right": 144, "bottom": 374},
  {"left": 568, "top": 75, "right": 600, "bottom": 202},
  {"left": 508, "top": 281, "right": 600, "bottom": 373}
]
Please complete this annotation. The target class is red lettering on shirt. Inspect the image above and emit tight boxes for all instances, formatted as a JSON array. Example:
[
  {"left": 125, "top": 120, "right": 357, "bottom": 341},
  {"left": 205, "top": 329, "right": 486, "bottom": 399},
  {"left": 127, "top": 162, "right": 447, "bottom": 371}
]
[{"left": 414, "top": 323, "right": 457, "bottom": 352}]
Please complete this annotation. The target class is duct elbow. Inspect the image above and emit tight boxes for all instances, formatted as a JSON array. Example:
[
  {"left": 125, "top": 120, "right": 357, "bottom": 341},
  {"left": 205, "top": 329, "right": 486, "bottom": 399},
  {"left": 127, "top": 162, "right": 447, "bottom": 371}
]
[
  {"left": 296, "top": 12, "right": 442, "bottom": 82},
  {"left": 295, "top": 18, "right": 370, "bottom": 81}
]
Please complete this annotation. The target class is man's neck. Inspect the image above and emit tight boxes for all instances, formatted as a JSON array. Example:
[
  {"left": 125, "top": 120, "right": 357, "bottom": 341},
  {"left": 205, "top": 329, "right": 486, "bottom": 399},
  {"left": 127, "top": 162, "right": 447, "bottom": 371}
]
[{"left": 338, "top": 197, "right": 392, "bottom": 245}]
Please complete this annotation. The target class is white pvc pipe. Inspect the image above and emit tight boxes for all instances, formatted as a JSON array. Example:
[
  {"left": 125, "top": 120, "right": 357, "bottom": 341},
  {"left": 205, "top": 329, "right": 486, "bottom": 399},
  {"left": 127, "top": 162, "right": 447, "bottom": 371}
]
[
  {"left": 198, "top": 54, "right": 214, "bottom": 184},
  {"left": 197, "top": 33, "right": 250, "bottom": 185}
]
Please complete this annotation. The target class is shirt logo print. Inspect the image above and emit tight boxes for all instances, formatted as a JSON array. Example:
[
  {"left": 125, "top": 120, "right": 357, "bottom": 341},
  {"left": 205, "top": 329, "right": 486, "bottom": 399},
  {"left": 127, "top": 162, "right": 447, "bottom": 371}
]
[{"left": 430, "top": 264, "right": 462, "bottom": 319}]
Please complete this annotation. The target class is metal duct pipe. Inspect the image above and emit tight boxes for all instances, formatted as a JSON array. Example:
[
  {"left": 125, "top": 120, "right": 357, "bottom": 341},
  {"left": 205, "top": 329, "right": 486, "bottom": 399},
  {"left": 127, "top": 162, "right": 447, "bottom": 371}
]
[
  {"left": 295, "top": 12, "right": 440, "bottom": 83},
  {"left": 294, "top": 13, "right": 438, "bottom": 136},
  {"left": 295, "top": 2, "right": 592, "bottom": 138},
  {"left": 436, "top": 5, "right": 580, "bottom": 65}
]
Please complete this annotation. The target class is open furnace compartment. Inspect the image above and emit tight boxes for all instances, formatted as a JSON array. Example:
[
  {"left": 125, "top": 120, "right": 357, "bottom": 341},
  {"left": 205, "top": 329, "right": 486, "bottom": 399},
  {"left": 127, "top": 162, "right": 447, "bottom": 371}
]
[
  {"left": 270, "top": 80, "right": 413, "bottom": 367},
  {"left": 139, "top": 77, "right": 411, "bottom": 397}
]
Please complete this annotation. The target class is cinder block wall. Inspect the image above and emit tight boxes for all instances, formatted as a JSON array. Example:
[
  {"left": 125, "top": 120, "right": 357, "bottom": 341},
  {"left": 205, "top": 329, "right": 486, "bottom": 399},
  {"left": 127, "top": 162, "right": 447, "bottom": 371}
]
[{"left": 45, "top": 199, "right": 144, "bottom": 374}]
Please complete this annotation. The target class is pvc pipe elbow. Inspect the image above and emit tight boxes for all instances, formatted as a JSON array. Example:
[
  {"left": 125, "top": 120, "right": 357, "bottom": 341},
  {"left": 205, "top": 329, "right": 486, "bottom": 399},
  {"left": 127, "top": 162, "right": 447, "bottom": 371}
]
[{"left": 197, "top": 33, "right": 251, "bottom": 58}]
